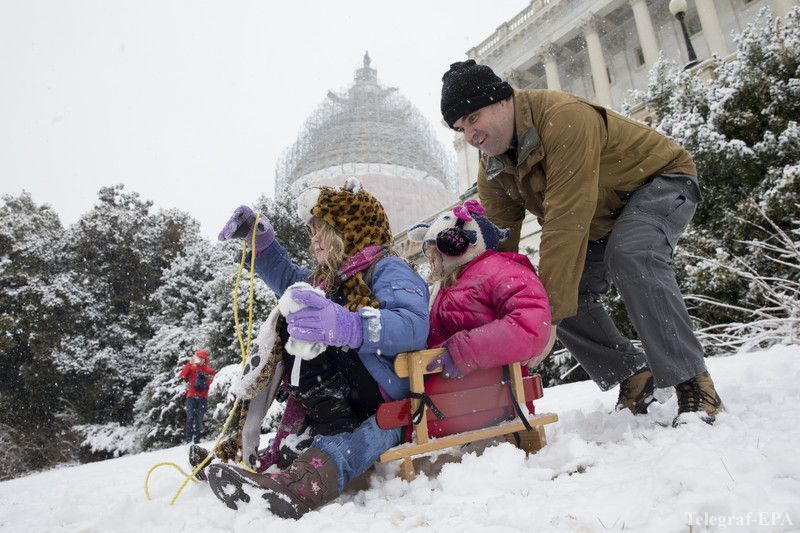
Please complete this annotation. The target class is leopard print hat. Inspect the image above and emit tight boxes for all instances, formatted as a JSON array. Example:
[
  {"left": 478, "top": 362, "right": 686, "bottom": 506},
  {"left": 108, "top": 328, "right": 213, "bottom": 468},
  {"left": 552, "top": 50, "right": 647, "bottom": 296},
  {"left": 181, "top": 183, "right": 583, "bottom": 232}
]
[
  {"left": 296, "top": 178, "right": 392, "bottom": 311},
  {"left": 296, "top": 177, "right": 392, "bottom": 257}
]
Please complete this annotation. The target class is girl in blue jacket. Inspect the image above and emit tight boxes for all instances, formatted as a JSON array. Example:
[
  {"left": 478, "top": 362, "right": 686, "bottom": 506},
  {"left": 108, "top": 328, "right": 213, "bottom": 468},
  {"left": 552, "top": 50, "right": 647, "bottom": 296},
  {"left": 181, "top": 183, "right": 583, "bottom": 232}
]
[{"left": 209, "top": 179, "right": 428, "bottom": 518}]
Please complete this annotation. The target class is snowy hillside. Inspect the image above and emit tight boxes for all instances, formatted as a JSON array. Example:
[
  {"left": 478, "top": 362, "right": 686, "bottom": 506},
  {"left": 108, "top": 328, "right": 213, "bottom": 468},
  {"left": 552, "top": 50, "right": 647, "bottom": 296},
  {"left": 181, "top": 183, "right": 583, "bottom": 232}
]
[{"left": 1, "top": 345, "right": 798, "bottom": 533}]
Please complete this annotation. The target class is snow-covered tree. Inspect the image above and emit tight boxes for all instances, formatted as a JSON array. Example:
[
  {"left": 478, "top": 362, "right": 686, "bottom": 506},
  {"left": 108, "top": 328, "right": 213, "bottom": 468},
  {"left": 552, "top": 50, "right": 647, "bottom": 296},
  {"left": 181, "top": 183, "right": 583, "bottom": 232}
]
[
  {"left": 133, "top": 192, "right": 311, "bottom": 449},
  {"left": 2, "top": 183, "right": 310, "bottom": 467},
  {"left": 51, "top": 185, "right": 200, "bottom": 443},
  {"left": 622, "top": 7, "right": 800, "bottom": 343},
  {"left": 133, "top": 239, "right": 276, "bottom": 450},
  {"left": 0, "top": 193, "right": 85, "bottom": 478},
  {"left": 255, "top": 192, "right": 312, "bottom": 269},
  {"left": 687, "top": 203, "right": 800, "bottom": 351}
]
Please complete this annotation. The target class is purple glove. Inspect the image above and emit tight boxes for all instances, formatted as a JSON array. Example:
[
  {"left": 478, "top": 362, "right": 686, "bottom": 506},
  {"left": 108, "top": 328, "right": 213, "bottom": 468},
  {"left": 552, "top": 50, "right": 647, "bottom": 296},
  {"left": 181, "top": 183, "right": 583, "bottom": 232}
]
[
  {"left": 426, "top": 350, "right": 464, "bottom": 379},
  {"left": 217, "top": 205, "right": 275, "bottom": 255},
  {"left": 286, "top": 290, "right": 363, "bottom": 349}
]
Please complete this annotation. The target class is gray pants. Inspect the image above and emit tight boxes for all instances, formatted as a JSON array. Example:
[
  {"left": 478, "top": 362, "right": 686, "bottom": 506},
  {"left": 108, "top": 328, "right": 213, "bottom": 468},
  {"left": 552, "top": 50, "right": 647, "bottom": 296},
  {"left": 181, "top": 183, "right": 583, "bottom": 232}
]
[{"left": 556, "top": 174, "right": 707, "bottom": 390}]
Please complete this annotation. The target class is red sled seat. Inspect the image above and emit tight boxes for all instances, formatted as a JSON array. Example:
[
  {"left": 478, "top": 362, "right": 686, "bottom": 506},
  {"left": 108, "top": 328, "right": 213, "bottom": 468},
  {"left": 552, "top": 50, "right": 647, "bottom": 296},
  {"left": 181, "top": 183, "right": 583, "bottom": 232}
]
[{"left": 377, "top": 347, "right": 559, "bottom": 480}]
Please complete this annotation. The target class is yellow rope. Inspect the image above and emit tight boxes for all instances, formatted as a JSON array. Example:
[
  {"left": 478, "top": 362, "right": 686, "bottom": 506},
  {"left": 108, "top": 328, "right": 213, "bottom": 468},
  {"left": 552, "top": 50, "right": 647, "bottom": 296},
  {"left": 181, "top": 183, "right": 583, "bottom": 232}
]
[
  {"left": 144, "top": 462, "right": 198, "bottom": 500},
  {"left": 145, "top": 213, "right": 261, "bottom": 505},
  {"left": 165, "top": 397, "right": 241, "bottom": 505},
  {"left": 244, "top": 214, "right": 259, "bottom": 361},
  {"left": 233, "top": 236, "right": 247, "bottom": 357}
]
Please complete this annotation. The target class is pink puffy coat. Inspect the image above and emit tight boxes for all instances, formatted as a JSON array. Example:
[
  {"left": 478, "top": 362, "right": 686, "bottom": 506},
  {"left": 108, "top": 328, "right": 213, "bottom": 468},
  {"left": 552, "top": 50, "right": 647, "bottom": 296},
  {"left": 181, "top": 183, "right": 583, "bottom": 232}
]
[
  {"left": 423, "top": 250, "right": 551, "bottom": 437},
  {"left": 429, "top": 250, "right": 551, "bottom": 370}
]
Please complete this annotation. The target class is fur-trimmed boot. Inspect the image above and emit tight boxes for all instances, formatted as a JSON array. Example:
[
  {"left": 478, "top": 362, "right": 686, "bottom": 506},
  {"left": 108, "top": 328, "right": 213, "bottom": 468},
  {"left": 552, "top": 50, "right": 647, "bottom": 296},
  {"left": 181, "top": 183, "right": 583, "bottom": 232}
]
[
  {"left": 208, "top": 448, "right": 339, "bottom": 519},
  {"left": 614, "top": 368, "right": 656, "bottom": 415},
  {"left": 188, "top": 444, "right": 210, "bottom": 481},
  {"left": 672, "top": 371, "right": 724, "bottom": 427}
]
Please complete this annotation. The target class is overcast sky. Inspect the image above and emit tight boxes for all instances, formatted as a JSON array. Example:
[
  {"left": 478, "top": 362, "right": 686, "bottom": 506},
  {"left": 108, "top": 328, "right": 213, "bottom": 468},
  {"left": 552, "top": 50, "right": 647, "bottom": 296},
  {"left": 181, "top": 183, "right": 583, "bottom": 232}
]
[{"left": 0, "top": 0, "right": 528, "bottom": 239}]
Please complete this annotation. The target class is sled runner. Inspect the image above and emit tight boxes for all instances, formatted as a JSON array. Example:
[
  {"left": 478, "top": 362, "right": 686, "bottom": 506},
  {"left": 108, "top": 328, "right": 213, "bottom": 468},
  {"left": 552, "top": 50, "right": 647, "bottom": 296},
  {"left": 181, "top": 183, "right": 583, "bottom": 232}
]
[{"left": 377, "top": 347, "right": 558, "bottom": 480}]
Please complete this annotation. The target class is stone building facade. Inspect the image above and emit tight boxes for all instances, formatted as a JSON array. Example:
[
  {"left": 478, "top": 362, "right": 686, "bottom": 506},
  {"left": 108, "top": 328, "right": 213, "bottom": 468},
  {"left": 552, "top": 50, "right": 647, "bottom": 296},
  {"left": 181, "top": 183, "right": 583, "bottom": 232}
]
[{"left": 396, "top": 0, "right": 797, "bottom": 267}]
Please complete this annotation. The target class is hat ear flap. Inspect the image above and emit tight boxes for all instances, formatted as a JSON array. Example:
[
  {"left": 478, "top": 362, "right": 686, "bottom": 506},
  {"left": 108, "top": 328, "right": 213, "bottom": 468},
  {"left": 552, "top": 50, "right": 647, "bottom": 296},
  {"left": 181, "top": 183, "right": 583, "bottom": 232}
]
[
  {"left": 499, "top": 228, "right": 511, "bottom": 243},
  {"left": 407, "top": 223, "right": 430, "bottom": 243},
  {"left": 296, "top": 189, "right": 320, "bottom": 225},
  {"left": 437, "top": 228, "right": 470, "bottom": 257}
]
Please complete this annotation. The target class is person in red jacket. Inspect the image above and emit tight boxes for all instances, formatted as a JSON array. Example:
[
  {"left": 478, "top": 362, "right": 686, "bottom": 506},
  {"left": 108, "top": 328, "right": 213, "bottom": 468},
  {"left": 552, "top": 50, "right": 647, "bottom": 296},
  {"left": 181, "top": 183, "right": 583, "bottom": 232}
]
[
  {"left": 179, "top": 350, "right": 216, "bottom": 443},
  {"left": 408, "top": 199, "right": 553, "bottom": 437}
]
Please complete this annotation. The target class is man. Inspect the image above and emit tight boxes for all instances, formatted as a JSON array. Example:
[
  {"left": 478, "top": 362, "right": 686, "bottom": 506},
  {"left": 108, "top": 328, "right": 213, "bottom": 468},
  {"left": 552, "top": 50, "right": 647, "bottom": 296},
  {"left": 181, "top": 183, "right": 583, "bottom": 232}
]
[
  {"left": 179, "top": 350, "right": 216, "bottom": 443},
  {"left": 440, "top": 60, "right": 723, "bottom": 426}
]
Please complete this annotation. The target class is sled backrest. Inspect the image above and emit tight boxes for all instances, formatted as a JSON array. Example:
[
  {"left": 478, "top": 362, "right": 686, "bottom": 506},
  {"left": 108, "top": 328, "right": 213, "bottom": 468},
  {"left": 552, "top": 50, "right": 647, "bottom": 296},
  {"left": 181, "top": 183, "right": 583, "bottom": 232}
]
[
  {"left": 379, "top": 347, "right": 558, "bottom": 481},
  {"left": 392, "top": 347, "right": 528, "bottom": 444}
]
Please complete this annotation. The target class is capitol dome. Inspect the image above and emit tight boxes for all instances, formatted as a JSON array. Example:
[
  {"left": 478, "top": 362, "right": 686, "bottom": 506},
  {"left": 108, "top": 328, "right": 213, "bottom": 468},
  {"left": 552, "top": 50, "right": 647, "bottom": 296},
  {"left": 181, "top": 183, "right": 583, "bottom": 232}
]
[{"left": 275, "top": 52, "right": 456, "bottom": 233}]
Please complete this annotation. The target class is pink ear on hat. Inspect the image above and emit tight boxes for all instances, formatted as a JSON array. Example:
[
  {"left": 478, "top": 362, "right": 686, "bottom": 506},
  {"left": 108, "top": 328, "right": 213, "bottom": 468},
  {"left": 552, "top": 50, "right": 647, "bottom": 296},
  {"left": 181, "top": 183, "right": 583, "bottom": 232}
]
[
  {"left": 462, "top": 199, "right": 485, "bottom": 215},
  {"left": 452, "top": 199, "right": 486, "bottom": 222},
  {"left": 452, "top": 204, "right": 473, "bottom": 222}
]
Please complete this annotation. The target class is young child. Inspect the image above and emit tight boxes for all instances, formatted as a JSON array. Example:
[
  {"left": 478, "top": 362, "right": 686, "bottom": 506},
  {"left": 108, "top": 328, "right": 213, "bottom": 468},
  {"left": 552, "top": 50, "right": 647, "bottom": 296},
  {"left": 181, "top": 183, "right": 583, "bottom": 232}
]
[
  {"left": 208, "top": 178, "right": 429, "bottom": 517},
  {"left": 408, "top": 199, "right": 553, "bottom": 436}
]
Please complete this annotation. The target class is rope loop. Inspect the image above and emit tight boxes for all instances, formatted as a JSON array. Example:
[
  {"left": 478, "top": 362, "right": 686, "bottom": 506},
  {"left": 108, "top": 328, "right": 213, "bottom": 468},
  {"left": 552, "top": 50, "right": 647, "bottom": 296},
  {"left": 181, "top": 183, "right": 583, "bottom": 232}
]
[{"left": 144, "top": 213, "right": 260, "bottom": 505}]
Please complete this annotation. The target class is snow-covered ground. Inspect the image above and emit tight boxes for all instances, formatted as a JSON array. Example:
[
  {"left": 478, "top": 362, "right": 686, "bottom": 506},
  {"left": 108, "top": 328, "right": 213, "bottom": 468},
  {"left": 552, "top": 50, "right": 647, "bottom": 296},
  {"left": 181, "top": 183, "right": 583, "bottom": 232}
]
[{"left": 1, "top": 345, "right": 798, "bottom": 533}]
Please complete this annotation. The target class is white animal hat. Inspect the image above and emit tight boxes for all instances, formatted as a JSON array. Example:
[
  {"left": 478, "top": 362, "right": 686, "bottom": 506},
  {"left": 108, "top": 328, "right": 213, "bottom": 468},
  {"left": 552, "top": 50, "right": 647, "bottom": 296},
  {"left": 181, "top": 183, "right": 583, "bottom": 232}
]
[{"left": 407, "top": 199, "right": 510, "bottom": 274}]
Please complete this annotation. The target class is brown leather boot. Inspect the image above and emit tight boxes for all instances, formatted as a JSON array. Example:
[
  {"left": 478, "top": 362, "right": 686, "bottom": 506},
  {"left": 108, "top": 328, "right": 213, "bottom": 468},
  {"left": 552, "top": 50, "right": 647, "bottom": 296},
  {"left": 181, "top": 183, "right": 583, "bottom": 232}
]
[
  {"left": 208, "top": 448, "right": 339, "bottom": 519},
  {"left": 614, "top": 368, "right": 655, "bottom": 415},
  {"left": 673, "top": 371, "right": 724, "bottom": 427}
]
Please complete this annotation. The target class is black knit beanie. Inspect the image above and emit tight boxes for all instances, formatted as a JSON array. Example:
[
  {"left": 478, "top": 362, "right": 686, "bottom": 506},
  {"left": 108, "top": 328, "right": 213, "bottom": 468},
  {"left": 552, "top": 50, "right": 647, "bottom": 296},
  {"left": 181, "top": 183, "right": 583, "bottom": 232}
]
[{"left": 440, "top": 60, "right": 514, "bottom": 129}]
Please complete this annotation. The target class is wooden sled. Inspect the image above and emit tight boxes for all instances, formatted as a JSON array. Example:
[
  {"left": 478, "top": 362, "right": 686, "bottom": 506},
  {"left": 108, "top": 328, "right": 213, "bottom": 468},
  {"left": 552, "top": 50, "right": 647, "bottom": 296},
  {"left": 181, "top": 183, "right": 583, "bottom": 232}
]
[{"left": 377, "top": 347, "right": 559, "bottom": 481}]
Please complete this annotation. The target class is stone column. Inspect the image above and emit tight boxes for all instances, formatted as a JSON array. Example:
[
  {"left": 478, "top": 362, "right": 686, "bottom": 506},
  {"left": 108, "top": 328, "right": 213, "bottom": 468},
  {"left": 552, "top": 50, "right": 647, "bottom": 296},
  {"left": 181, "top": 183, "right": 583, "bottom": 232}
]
[
  {"left": 454, "top": 136, "right": 479, "bottom": 195},
  {"left": 506, "top": 69, "right": 537, "bottom": 89},
  {"left": 582, "top": 16, "right": 612, "bottom": 107},
  {"left": 542, "top": 42, "right": 561, "bottom": 91},
  {"left": 772, "top": 0, "right": 797, "bottom": 19},
  {"left": 629, "top": 0, "right": 659, "bottom": 68},
  {"left": 695, "top": 0, "right": 727, "bottom": 58}
]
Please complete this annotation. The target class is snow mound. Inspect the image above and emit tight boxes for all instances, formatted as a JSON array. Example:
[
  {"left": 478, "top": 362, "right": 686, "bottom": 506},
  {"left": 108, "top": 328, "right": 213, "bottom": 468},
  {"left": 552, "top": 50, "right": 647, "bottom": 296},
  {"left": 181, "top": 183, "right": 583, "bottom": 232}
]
[{"left": 1, "top": 346, "right": 798, "bottom": 532}]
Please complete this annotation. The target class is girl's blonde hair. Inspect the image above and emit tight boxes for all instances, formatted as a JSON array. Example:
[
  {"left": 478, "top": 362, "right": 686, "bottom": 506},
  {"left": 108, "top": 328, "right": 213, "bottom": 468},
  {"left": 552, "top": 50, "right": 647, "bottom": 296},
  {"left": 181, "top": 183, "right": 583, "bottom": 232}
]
[
  {"left": 309, "top": 217, "right": 346, "bottom": 292},
  {"left": 425, "top": 245, "right": 464, "bottom": 288},
  {"left": 441, "top": 266, "right": 464, "bottom": 288}
]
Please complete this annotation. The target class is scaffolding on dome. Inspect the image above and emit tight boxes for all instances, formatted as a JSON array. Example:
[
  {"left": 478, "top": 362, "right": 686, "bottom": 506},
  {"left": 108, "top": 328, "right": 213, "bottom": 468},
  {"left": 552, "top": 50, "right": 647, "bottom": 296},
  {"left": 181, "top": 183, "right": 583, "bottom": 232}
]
[{"left": 275, "top": 52, "right": 456, "bottom": 195}]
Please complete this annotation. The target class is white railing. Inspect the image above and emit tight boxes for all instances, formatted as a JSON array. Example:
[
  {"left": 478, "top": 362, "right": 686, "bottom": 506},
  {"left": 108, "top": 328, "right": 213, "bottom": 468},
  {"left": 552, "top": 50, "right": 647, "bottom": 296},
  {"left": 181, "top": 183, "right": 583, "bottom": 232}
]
[
  {"left": 474, "top": 0, "right": 555, "bottom": 57},
  {"left": 476, "top": 35, "right": 501, "bottom": 56}
]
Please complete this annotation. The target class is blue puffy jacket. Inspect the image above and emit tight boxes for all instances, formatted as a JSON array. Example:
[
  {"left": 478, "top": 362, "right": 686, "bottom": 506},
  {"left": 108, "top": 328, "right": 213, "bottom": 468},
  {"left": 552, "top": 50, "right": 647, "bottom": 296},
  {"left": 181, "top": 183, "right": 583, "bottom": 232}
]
[{"left": 252, "top": 240, "right": 429, "bottom": 400}]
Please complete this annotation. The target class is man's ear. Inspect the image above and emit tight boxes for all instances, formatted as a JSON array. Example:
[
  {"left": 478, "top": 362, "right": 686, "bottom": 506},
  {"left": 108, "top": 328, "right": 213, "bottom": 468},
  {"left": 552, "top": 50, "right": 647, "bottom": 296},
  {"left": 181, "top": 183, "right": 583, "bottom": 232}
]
[{"left": 407, "top": 223, "right": 430, "bottom": 243}]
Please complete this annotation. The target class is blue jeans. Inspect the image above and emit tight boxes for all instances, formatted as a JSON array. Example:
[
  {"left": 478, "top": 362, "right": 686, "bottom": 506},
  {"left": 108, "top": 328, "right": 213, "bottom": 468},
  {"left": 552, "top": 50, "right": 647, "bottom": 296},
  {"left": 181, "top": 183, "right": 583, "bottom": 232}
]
[
  {"left": 312, "top": 415, "right": 403, "bottom": 493},
  {"left": 185, "top": 397, "right": 207, "bottom": 443}
]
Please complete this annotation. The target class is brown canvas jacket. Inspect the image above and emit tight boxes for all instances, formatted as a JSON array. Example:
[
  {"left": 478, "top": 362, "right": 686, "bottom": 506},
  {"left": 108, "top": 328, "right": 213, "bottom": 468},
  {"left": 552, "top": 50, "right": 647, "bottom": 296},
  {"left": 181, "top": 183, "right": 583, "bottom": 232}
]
[{"left": 477, "top": 89, "right": 696, "bottom": 322}]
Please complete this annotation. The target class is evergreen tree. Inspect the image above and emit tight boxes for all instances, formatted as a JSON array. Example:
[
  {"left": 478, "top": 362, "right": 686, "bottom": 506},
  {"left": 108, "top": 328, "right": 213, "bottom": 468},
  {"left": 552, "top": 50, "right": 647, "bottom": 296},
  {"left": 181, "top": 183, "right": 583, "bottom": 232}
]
[
  {"left": 624, "top": 7, "right": 800, "bottom": 349},
  {"left": 133, "top": 239, "right": 276, "bottom": 450},
  {"left": 0, "top": 193, "right": 85, "bottom": 478},
  {"left": 129, "top": 191, "right": 306, "bottom": 451},
  {"left": 53, "top": 185, "right": 198, "bottom": 429},
  {"left": 255, "top": 192, "right": 312, "bottom": 269}
]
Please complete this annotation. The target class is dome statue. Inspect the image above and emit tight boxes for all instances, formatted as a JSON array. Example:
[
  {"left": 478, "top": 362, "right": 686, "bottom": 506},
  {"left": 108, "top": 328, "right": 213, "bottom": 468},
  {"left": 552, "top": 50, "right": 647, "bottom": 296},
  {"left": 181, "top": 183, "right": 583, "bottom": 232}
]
[{"left": 275, "top": 53, "right": 456, "bottom": 233}]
